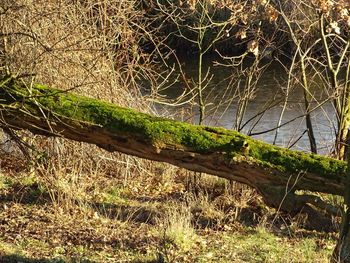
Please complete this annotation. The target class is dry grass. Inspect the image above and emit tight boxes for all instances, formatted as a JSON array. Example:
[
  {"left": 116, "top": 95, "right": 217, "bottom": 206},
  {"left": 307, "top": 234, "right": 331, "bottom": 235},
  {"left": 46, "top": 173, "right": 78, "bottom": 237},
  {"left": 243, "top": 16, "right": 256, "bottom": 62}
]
[
  {"left": 0, "top": 149, "right": 337, "bottom": 262},
  {"left": 1, "top": 0, "right": 153, "bottom": 102},
  {"left": 0, "top": 1, "right": 341, "bottom": 262}
]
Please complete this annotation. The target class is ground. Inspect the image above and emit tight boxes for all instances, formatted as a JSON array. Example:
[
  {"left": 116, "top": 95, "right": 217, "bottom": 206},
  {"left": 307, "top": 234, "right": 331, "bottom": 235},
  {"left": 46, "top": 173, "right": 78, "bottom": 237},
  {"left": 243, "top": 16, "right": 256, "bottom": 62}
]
[{"left": 0, "top": 149, "right": 338, "bottom": 263}]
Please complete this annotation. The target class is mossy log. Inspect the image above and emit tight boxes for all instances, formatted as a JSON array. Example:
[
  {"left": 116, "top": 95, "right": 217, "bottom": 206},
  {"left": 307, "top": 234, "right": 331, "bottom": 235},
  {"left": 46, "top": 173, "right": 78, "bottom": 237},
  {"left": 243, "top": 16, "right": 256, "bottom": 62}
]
[{"left": 0, "top": 76, "right": 347, "bottom": 212}]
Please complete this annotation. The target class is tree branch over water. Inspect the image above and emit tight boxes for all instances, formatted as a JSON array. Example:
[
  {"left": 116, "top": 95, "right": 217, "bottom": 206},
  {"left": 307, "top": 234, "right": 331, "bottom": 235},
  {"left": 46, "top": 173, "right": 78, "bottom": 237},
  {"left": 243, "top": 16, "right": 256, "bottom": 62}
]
[{"left": 0, "top": 75, "right": 347, "bottom": 214}]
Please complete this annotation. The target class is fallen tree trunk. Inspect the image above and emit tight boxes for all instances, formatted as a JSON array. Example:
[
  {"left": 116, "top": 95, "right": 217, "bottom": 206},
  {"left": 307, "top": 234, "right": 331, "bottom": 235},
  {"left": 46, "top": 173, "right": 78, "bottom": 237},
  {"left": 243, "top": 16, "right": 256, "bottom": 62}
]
[{"left": 0, "top": 75, "right": 347, "bottom": 212}]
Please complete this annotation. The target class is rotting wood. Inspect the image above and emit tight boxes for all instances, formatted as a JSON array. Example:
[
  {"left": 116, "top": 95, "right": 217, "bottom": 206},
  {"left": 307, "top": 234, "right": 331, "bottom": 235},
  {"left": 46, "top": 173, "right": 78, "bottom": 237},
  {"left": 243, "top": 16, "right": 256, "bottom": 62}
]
[{"left": 0, "top": 75, "right": 347, "bottom": 213}]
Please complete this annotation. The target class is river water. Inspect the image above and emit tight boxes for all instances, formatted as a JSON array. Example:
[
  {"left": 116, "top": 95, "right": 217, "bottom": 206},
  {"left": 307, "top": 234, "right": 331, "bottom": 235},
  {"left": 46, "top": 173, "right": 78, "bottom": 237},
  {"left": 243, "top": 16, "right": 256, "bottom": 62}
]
[{"left": 153, "top": 56, "right": 336, "bottom": 155}]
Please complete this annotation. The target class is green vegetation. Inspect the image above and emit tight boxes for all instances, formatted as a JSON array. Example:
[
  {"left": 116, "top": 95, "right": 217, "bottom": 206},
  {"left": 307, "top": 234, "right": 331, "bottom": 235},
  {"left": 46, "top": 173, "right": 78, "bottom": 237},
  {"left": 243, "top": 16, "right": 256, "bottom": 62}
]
[
  {"left": 0, "top": 163, "right": 337, "bottom": 262},
  {"left": 1, "top": 0, "right": 349, "bottom": 262},
  {"left": 1, "top": 77, "right": 347, "bottom": 186}
]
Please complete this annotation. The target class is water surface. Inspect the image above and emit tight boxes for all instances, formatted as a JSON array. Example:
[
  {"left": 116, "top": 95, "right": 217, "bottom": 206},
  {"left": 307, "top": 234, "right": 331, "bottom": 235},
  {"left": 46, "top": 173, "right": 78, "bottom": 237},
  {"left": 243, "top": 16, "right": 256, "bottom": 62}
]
[{"left": 154, "top": 56, "right": 336, "bottom": 155}]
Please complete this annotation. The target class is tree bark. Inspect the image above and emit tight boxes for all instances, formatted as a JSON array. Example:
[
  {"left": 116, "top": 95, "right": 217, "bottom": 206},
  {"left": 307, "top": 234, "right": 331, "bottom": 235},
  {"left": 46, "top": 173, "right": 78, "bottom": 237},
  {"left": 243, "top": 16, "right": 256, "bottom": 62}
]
[
  {"left": 0, "top": 75, "right": 347, "bottom": 212},
  {"left": 332, "top": 133, "right": 350, "bottom": 262}
]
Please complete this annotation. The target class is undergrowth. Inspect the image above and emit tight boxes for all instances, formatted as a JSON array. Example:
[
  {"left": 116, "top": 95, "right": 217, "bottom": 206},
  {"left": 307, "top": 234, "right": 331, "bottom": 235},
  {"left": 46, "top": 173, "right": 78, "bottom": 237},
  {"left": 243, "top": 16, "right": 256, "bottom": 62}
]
[
  {"left": 0, "top": 150, "right": 338, "bottom": 263},
  {"left": 0, "top": 1, "right": 342, "bottom": 262}
]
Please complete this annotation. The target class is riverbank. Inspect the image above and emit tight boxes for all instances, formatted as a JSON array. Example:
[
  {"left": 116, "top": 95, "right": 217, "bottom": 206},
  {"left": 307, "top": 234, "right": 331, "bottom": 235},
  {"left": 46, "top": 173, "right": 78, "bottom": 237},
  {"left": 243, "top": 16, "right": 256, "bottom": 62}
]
[
  {"left": 0, "top": 1, "right": 348, "bottom": 262},
  {"left": 0, "top": 152, "right": 336, "bottom": 262}
]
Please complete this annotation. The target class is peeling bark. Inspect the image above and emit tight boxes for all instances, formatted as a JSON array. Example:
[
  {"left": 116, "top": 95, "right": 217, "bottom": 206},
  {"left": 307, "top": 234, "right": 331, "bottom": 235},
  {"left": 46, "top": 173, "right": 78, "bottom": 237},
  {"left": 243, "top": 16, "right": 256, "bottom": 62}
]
[{"left": 0, "top": 76, "right": 347, "bottom": 212}]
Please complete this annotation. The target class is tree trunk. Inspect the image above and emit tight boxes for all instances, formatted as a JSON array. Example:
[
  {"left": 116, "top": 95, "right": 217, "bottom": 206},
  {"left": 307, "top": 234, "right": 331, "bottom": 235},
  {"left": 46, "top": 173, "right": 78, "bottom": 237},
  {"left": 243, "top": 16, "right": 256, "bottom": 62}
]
[
  {"left": 332, "top": 133, "right": 350, "bottom": 262},
  {"left": 0, "top": 75, "right": 347, "bottom": 213}
]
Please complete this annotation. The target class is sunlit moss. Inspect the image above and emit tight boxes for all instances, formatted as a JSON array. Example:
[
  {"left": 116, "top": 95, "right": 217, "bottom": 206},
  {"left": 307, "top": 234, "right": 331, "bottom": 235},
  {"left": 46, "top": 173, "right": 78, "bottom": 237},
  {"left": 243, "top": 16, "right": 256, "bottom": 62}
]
[{"left": 0, "top": 76, "right": 347, "bottom": 182}]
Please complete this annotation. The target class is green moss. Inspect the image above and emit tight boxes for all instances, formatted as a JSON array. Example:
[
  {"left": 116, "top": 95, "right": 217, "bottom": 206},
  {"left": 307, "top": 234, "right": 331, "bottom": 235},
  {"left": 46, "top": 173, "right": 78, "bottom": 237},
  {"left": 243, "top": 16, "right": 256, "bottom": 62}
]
[
  {"left": 205, "top": 227, "right": 333, "bottom": 262},
  {"left": 0, "top": 76, "right": 347, "bottom": 181},
  {"left": 101, "top": 186, "right": 131, "bottom": 205},
  {"left": 0, "top": 174, "right": 14, "bottom": 190},
  {"left": 254, "top": 141, "right": 346, "bottom": 180}
]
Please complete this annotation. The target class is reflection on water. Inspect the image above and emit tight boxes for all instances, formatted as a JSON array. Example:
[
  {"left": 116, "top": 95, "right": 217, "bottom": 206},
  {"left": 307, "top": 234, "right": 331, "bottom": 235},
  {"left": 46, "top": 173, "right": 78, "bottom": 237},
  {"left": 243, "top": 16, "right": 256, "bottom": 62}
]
[{"left": 154, "top": 56, "right": 336, "bottom": 155}]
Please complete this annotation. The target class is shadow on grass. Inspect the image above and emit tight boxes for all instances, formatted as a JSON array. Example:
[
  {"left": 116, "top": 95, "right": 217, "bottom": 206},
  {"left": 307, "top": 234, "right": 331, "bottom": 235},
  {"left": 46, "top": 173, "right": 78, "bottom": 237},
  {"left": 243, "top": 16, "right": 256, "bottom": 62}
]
[
  {"left": 92, "top": 202, "right": 161, "bottom": 225},
  {"left": 91, "top": 198, "right": 337, "bottom": 234},
  {"left": 0, "top": 182, "right": 51, "bottom": 205},
  {"left": 90, "top": 201, "right": 259, "bottom": 234},
  {"left": 0, "top": 254, "right": 67, "bottom": 263},
  {"left": 0, "top": 254, "right": 163, "bottom": 263}
]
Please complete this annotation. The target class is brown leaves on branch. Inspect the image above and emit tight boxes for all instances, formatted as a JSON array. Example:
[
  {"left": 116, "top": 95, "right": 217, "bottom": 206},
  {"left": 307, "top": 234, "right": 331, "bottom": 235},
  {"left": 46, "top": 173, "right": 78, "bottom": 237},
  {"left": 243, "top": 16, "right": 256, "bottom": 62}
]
[
  {"left": 312, "top": 0, "right": 350, "bottom": 28},
  {"left": 176, "top": 0, "right": 277, "bottom": 25},
  {"left": 265, "top": 5, "right": 279, "bottom": 23},
  {"left": 247, "top": 40, "right": 259, "bottom": 56}
]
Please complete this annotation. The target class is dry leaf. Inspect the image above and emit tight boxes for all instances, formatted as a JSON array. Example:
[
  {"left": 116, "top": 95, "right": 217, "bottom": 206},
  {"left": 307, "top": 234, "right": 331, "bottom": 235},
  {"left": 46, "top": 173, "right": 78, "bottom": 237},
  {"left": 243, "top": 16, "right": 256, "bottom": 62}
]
[{"left": 247, "top": 40, "right": 259, "bottom": 56}]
